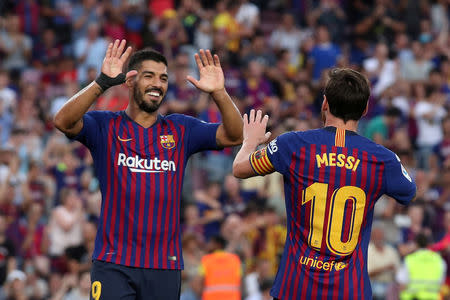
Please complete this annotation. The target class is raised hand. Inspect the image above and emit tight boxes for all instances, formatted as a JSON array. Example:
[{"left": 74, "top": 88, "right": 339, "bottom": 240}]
[
  {"left": 243, "top": 109, "right": 271, "bottom": 147},
  {"left": 187, "top": 49, "right": 225, "bottom": 93},
  {"left": 101, "top": 39, "right": 137, "bottom": 80}
]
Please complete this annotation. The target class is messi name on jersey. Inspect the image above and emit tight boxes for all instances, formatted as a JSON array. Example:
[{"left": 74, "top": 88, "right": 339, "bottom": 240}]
[
  {"left": 117, "top": 153, "right": 176, "bottom": 173},
  {"left": 316, "top": 153, "right": 361, "bottom": 171}
]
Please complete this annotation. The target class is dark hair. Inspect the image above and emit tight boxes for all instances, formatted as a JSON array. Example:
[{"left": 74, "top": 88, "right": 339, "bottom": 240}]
[
  {"left": 210, "top": 235, "right": 227, "bottom": 249},
  {"left": 324, "top": 68, "right": 370, "bottom": 123},
  {"left": 415, "top": 233, "right": 429, "bottom": 248},
  {"left": 127, "top": 49, "right": 168, "bottom": 72},
  {"left": 385, "top": 107, "right": 402, "bottom": 118},
  {"left": 260, "top": 279, "right": 274, "bottom": 291}
]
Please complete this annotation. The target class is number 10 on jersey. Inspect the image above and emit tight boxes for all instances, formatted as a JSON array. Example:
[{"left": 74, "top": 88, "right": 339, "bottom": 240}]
[{"left": 301, "top": 183, "right": 366, "bottom": 256}]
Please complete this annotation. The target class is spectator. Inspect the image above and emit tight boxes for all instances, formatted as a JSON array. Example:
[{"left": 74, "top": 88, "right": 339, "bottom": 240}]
[
  {"left": 363, "top": 42, "right": 398, "bottom": 97},
  {"left": 8, "top": 202, "right": 47, "bottom": 260},
  {"left": 430, "top": 116, "right": 450, "bottom": 172},
  {"left": 194, "top": 181, "right": 224, "bottom": 241},
  {"left": 221, "top": 174, "right": 250, "bottom": 216},
  {"left": 0, "top": 14, "right": 32, "bottom": 71},
  {"left": 64, "top": 219, "right": 97, "bottom": 276},
  {"left": 182, "top": 203, "right": 205, "bottom": 242},
  {"left": 213, "top": 1, "right": 241, "bottom": 54},
  {"left": 0, "top": 213, "right": 16, "bottom": 287},
  {"left": 198, "top": 235, "right": 241, "bottom": 300},
  {"left": 397, "top": 233, "right": 446, "bottom": 300},
  {"left": 0, "top": 70, "right": 17, "bottom": 116},
  {"left": 73, "top": 22, "right": 108, "bottom": 84},
  {"left": 235, "top": 0, "right": 260, "bottom": 39},
  {"left": 45, "top": 148, "right": 85, "bottom": 206},
  {"left": 178, "top": 0, "right": 204, "bottom": 46},
  {"left": 241, "top": 32, "right": 276, "bottom": 68},
  {"left": 103, "top": 9, "right": 126, "bottom": 42},
  {"left": 221, "top": 214, "right": 252, "bottom": 264},
  {"left": 244, "top": 257, "right": 272, "bottom": 300},
  {"left": 166, "top": 57, "right": 198, "bottom": 115},
  {"left": 245, "top": 278, "right": 273, "bottom": 300},
  {"left": 308, "top": 0, "right": 346, "bottom": 43},
  {"left": 307, "top": 25, "right": 342, "bottom": 83},
  {"left": 269, "top": 12, "right": 304, "bottom": 66},
  {"left": 241, "top": 60, "right": 273, "bottom": 111},
  {"left": 398, "top": 203, "right": 429, "bottom": 257},
  {"left": 71, "top": 0, "right": 104, "bottom": 44},
  {"left": 368, "top": 223, "right": 401, "bottom": 300},
  {"left": 155, "top": 9, "right": 188, "bottom": 58},
  {"left": 32, "top": 28, "right": 63, "bottom": 66},
  {"left": 401, "top": 41, "right": 435, "bottom": 82},
  {"left": 414, "top": 88, "right": 447, "bottom": 170},
  {"left": 59, "top": 271, "right": 91, "bottom": 300},
  {"left": 47, "top": 188, "right": 84, "bottom": 265},
  {"left": 353, "top": 0, "right": 406, "bottom": 44},
  {"left": 364, "top": 106, "right": 402, "bottom": 148},
  {"left": 14, "top": 0, "right": 40, "bottom": 38},
  {"left": 5, "top": 269, "right": 27, "bottom": 300},
  {"left": 181, "top": 233, "right": 204, "bottom": 292}
]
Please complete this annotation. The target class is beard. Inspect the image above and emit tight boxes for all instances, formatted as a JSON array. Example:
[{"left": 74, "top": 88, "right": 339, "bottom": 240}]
[{"left": 133, "top": 85, "right": 163, "bottom": 113}]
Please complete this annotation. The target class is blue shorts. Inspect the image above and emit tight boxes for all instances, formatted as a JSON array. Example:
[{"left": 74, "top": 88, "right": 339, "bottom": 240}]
[{"left": 90, "top": 260, "right": 181, "bottom": 300}]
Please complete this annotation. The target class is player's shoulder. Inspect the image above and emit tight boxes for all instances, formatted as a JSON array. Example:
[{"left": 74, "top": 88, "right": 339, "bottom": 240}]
[
  {"left": 270, "top": 131, "right": 301, "bottom": 147},
  {"left": 271, "top": 129, "right": 325, "bottom": 147},
  {"left": 163, "top": 113, "right": 205, "bottom": 124},
  {"left": 351, "top": 133, "right": 400, "bottom": 163},
  {"left": 86, "top": 110, "right": 121, "bottom": 121}
]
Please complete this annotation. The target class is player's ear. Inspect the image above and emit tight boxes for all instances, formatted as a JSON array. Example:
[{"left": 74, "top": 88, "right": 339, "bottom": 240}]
[
  {"left": 125, "top": 70, "right": 137, "bottom": 88},
  {"left": 321, "top": 95, "right": 328, "bottom": 112},
  {"left": 362, "top": 101, "right": 369, "bottom": 116}
]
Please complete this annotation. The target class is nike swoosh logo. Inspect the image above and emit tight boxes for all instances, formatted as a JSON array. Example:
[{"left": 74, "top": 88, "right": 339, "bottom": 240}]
[{"left": 118, "top": 136, "right": 132, "bottom": 142}]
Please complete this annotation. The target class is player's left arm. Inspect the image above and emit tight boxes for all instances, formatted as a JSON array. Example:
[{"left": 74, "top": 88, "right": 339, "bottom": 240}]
[
  {"left": 187, "top": 49, "right": 243, "bottom": 147},
  {"left": 233, "top": 109, "right": 273, "bottom": 178},
  {"left": 385, "top": 153, "right": 417, "bottom": 205}
]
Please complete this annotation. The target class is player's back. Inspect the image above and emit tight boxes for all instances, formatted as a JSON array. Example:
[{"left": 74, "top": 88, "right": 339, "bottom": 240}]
[{"left": 265, "top": 126, "right": 416, "bottom": 300}]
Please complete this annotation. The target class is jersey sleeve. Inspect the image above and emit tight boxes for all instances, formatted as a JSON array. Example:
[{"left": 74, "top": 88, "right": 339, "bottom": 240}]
[
  {"left": 184, "top": 115, "right": 220, "bottom": 155},
  {"left": 249, "top": 132, "right": 292, "bottom": 176},
  {"left": 384, "top": 152, "right": 416, "bottom": 205},
  {"left": 71, "top": 111, "right": 104, "bottom": 150}
]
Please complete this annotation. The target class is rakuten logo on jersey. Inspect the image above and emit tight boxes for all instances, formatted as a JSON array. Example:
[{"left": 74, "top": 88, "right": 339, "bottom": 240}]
[{"left": 117, "top": 153, "right": 176, "bottom": 173}]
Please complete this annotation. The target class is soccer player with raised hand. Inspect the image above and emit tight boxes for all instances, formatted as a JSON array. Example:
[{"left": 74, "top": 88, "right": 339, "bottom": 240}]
[
  {"left": 233, "top": 68, "right": 416, "bottom": 300},
  {"left": 54, "top": 39, "right": 243, "bottom": 300}
]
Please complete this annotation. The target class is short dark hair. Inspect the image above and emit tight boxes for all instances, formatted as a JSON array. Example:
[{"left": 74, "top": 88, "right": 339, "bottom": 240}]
[
  {"left": 210, "top": 235, "right": 227, "bottom": 249},
  {"left": 385, "top": 106, "right": 402, "bottom": 118},
  {"left": 415, "top": 232, "right": 429, "bottom": 248},
  {"left": 127, "top": 49, "right": 168, "bottom": 72},
  {"left": 324, "top": 68, "right": 370, "bottom": 123}
]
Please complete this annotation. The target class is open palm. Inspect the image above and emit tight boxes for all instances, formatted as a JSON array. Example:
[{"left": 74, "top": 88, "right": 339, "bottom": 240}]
[
  {"left": 101, "top": 39, "right": 137, "bottom": 80},
  {"left": 187, "top": 49, "right": 225, "bottom": 93}
]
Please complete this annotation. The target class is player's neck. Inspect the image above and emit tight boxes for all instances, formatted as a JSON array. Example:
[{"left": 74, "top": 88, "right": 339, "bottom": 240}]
[
  {"left": 324, "top": 115, "right": 359, "bottom": 132},
  {"left": 125, "top": 106, "right": 159, "bottom": 128}
]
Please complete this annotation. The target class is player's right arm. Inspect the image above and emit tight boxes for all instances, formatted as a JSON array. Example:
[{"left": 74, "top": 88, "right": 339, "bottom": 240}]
[
  {"left": 233, "top": 109, "right": 272, "bottom": 178},
  {"left": 53, "top": 39, "right": 136, "bottom": 137}
]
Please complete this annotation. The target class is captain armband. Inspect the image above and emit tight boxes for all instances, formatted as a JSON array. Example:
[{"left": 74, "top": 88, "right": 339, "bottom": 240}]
[{"left": 249, "top": 147, "right": 275, "bottom": 175}]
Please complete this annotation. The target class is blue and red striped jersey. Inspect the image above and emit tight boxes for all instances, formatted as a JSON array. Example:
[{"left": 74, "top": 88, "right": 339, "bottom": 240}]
[
  {"left": 249, "top": 126, "right": 416, "bottom": 300},
  {"left": 73, "top": 110, "right": 220, "bottom": 269}
]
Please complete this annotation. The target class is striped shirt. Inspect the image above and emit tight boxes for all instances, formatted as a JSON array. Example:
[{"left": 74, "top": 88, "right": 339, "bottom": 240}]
[
  {"left": 74, "top": 111, "right": 219, "bottom": 269},
  {"left": 249, "top": 126, "right": 416, "bottom": 299}
]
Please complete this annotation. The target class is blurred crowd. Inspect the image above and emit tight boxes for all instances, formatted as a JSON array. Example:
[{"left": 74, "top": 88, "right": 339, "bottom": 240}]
[{"left": 0, "top": 0, "right": 450, "bottom": 299}]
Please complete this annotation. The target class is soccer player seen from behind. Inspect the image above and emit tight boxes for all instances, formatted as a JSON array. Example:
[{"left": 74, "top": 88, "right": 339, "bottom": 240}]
[
  {"left": 54, "top": 39, "right": 243, "bottom": 300},
  {"left": 233, "top": 68, "right": 416, "bottom": 300}
]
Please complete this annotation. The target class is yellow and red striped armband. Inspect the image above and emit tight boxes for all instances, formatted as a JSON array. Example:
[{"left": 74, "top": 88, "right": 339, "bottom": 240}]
[{"left": 249, "top": 147, "right": 275, "bottom": 175}]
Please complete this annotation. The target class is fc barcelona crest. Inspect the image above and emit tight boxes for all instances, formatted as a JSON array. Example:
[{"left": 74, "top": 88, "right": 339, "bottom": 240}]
[{"left": 160, "top": 135, "right": 176, "bottom": 149}]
